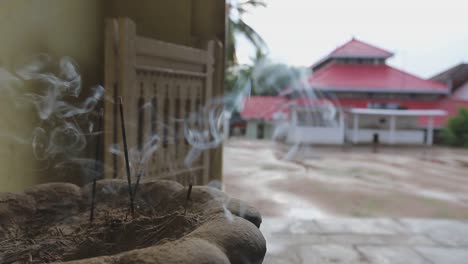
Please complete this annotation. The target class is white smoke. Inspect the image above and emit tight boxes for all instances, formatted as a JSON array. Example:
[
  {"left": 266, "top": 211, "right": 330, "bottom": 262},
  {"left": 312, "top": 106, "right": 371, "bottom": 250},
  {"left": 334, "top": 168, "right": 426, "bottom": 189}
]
[{"left": 0, "top": 54, "right": 104, "bottom": 178}]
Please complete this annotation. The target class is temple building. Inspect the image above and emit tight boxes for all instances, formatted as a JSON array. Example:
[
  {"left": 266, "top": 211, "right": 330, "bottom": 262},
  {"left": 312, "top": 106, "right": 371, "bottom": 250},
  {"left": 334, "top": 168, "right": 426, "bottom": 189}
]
[{"left": 241, "top": 38, "right": 468, "bottom": 145}]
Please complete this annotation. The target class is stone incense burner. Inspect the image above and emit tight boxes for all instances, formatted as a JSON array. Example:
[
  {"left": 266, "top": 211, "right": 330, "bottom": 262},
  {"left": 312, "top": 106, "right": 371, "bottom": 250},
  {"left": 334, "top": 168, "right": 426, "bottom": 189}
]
[{"left": 0, "top": 179, "right": 266, "bottom": 263}]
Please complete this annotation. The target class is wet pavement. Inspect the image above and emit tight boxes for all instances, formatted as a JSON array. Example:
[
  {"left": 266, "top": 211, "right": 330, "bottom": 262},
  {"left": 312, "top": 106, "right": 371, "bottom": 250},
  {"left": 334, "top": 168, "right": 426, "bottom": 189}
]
[
  {"left": 261, "top": 217, "right": 468, "bottom": 264},
  {"left": 224, "top": 139, "right": 468, "bottom": 220},
  {"left": 222, "top": 139, "right": 468, "bottom": 263}
]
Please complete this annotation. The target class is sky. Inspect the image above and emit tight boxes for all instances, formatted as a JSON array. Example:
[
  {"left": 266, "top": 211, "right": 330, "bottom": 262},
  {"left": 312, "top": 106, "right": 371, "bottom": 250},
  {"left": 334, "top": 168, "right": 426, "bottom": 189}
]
[{"left": 236, "top": 0, "right": 468, "bottom": 78}]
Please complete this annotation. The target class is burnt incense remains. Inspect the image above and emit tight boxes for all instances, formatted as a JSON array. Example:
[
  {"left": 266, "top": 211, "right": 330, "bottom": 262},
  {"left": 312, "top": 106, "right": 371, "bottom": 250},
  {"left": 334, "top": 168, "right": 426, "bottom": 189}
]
[
  {"left": 90, "top": 108, "right": 103, "bottom": 223},
  {"left": 184, "top": 180, "right": 193, "bottom": 215},
  {"left": 186, "top": 183, "right": 193, "bottom": 202},
  {"left": 119, "top": 97, "right": 135, "bottom": 218}
]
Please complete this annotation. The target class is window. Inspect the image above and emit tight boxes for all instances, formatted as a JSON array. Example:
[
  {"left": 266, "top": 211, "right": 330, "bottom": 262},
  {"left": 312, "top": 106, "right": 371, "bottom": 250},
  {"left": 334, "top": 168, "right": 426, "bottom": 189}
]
[{"left": 368, "top": 102, "right": 402, "bottom": 109}]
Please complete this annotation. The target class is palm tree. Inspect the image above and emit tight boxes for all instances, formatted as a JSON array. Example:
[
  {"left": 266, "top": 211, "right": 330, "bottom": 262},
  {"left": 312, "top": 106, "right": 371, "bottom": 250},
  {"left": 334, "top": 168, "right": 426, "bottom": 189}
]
[
  {"left": 226, "top": 0, "right": 268, "bottom": 67},
  {"left": 226, "top": 50, "right": 309, "bottom": 95}
]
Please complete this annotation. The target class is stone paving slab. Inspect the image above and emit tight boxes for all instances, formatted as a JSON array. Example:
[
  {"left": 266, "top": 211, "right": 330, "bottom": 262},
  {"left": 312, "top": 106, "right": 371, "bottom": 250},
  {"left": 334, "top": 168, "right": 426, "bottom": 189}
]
[
  {"left": 299, "top": 244, "right": 366, "bottom": 264},
  {"left": 414, "top": 247, "right": 468, "bottom": 264},
  {"left": 357, "top": 246, "right": 429, "bottom": 264},
  {"left": 266, "top": 233, "right": 437, "bottom": 247},
  {"left": 263, "top": 244, "right": 366, "bottom": 264},
  {"left": 399, "top": 219, "right": 468, "bottom": 247},
  {"left": 262, "top": 218, "right": 468, "bottom": 264},
  {"left": 314, "top": 218, "right": 407, "bottom": 235}
]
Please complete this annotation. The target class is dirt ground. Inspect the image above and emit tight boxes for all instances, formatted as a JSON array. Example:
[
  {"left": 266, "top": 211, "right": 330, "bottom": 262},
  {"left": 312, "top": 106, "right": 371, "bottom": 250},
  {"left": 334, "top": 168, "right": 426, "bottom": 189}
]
[{"left": 223, "top": 138, "right": 468, "bottom": 220}]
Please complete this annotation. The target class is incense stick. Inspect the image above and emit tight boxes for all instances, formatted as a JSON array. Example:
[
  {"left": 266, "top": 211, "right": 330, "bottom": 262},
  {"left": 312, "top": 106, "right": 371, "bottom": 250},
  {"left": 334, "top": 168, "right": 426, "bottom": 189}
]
[
  {"left": 132, "top": 171, "right": 143, "bottom": 200},
  {"left": 183, "top": 181, "right": 193, "bottom": 216},
  {"left": 119, "top": 97, "right": 135, "bottom": 218},
  {"left": 186, "top": 183, "right": 193, "bottom": 201},
  {"left": 90, "top": 108, "right": 103, "bottom": 223}
]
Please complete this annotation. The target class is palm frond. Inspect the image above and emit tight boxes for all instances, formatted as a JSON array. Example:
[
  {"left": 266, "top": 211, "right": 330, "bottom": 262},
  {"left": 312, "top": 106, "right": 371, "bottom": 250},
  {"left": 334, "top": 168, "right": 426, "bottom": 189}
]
[
  {"left": 227, "top": 0, "right": 268, "bottom": 66},
  {"left": 231, "top": 19, "right": 268, "bottom": 52},
  {"left": 238, "top": 0, "right": 267, "bottom": 8}
]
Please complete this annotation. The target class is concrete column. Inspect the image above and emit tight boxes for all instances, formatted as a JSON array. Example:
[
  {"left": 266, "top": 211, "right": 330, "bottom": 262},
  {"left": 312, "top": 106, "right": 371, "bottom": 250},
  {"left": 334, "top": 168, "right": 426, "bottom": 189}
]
[
  {"left": 389, "top": 115, "right": 396, "bottom": 145},
  {"left": 264, "top": 124, "right": 273, "bottom": 139},
  {"left": 246, "top": 121, "right": 258, "bottom": 139},
  {"left": 223, "top": 111, "right": 231, "bottom": 139},
  {"left": 427, "top": 116, "right": 434, "bottom": 145},
  {"left": 339, "top": 111, "right": 345, "bottom": 144},
  {"left": 353, "top": 114, "right": 359, "bottom": 144},
  {"left": 291, "top": 106, "right": 298, "bottom": 126}
]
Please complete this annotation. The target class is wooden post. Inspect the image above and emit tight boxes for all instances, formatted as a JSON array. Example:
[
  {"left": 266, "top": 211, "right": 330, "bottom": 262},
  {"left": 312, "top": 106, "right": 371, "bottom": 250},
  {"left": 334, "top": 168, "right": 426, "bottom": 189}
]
[
  {"left": 208, "top": 40, "right": 224, "bottom": 185},
  {"left": 118, "top": 18, "right": 137, "bottom": 179},
  {"left": 201, "top": 40, "right": 215, "bottom": 185}
]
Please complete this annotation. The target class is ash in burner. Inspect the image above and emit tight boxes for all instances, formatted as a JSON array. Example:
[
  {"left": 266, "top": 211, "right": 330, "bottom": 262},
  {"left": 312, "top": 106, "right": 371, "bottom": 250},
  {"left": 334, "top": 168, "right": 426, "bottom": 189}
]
[
  {"left": 1, "top": 211, "right": 199, "bottom": 263},
  {"left": 0, "top": 179, "right": 266, "bottom": 264},
  {"left": 0, "top": 181, "right": 203, "bottom": 264}
]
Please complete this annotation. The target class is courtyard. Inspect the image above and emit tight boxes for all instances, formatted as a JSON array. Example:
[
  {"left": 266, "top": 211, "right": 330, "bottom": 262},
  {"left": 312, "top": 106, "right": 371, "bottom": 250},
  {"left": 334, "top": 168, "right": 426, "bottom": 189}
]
[{"left": 223, "top": 138, "right": 468, "bottom": 263}]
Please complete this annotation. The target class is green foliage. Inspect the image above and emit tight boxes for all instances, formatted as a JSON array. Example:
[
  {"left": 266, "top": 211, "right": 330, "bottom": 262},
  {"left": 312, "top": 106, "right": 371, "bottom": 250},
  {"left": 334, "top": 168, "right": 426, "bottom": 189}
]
[
  {"left": 442, "top": 108, "right": 468, "bottom": 148},
  {"left": 253, "top": 62, "right": 308, "bottom": 96},
  {"left": 225, "top": 1, "right": 308, "bottom": 96},
  {"left": 227, "top": 0, "right": 268, "bottom": 67},
  {"left": 225, "top": 53, "right": 309, "bottom": 95}
]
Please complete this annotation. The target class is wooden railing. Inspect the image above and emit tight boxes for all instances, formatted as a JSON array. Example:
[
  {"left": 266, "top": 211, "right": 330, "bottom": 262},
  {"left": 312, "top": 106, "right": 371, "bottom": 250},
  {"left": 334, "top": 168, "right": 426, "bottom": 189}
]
[{"left": 104, "top": 17, "right": 223, "bottom": 186}]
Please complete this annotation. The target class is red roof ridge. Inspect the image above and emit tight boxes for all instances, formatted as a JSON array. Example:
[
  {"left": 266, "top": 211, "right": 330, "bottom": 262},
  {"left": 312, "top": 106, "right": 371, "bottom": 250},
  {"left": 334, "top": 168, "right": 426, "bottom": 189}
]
[
  {"left": 329, "top": 38, "right": 394, "bottom": 58},
  {"left": 311, "top": 38, "right": 394, "bottom": 70}
]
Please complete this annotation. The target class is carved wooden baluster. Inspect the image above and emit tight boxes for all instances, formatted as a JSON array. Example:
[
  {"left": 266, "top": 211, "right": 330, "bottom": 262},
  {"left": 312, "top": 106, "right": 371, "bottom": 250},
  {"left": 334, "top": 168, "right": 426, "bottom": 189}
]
[
  {"left": 112, "top": 82, "right": 119, "bottom": 179},
  {"left": 178, "top": 77, "right": 188, "bottom": 183},
  {"left": 141, "top": 71, "right": 153, "bottom": 177},
  {"left": 137, "top": 81, "right": 145, "bottom": 152},
  {"left": 174, "top": 83, "right": 181, "bottom": 173},
  {"left": 133, "top": 74, "right": 146, "bottom": 198},
  {"left": 181, "top": 79, "right": 192, "bottom": 186},
  {"left": 156, "top": 73, "right": 165, "bottom": 176},
  {"left": 196, "top": 80, "right": 204, "bottom": 184},
  {"left": 168, "top": 74, "right": 177, "bottom": 177},
  {"left": 162, "top": 74, "right": 170, "bottom": 176},
  {"left": 163, "top": 78, "right": 169, "bottom": 150},
  {"left": 150, "top": 82, "right": 158, "bottom": 177}
]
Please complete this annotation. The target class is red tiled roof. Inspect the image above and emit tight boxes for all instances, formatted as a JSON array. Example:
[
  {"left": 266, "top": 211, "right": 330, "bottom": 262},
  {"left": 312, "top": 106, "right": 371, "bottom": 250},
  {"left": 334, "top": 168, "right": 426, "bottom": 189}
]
[
  {"left": 240, "top": 96, "right": 289, "bottom": 120},
  {"left": 329, "top": 38, "right": 394, "bottom": 58},
  {"left": 308, "top": 63, "right": 448, "bottom": 92},
  {"left": 452, "top": 81, "right": 468, "bottom": 100}
]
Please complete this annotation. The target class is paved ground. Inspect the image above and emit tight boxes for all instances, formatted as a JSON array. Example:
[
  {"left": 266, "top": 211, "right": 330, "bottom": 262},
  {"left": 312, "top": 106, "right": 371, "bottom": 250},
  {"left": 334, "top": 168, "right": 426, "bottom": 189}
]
[
  {"left": 224, "top": 139, "right": 468, "bottom": 219},
  {"left": 222, "top": 139, "right": 468, "bottom": 263},
  {"left": 261, "top": 217, "right": 468, "bottom": 264}
]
